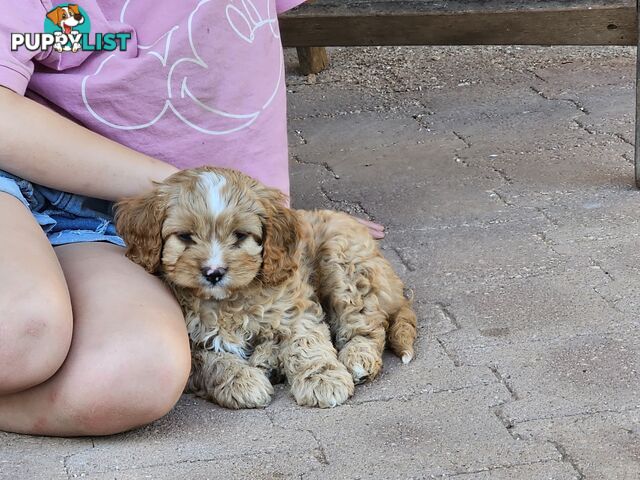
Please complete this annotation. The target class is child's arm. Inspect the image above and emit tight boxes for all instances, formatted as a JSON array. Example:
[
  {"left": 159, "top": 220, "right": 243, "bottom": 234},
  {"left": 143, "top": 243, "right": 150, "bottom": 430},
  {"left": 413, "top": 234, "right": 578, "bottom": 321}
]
[{"left": 0, "top": 87, "right": 177, "bottom": 201}]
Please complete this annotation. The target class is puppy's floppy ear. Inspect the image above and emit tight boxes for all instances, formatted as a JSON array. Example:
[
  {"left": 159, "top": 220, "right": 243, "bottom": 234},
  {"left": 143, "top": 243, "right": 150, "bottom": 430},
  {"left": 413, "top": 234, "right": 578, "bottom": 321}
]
[
  {"left": 258, "top": 186, "right": 300, "bottom": 286},
  {"left": 115, "top": 187, "right": 169, "bottom": 274},
  {"left": 46, "top": 7, "right": 63, "bottom": 26},
  {"left": 68, "top": 5, "right": 81, "bottom": 15}
]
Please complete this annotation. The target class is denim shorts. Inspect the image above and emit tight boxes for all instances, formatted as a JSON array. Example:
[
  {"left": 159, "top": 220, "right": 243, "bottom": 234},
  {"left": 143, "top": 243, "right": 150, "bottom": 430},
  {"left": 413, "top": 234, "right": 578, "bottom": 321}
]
[{"left": 0, "top": 170, "right": 125, "bottom": 247}]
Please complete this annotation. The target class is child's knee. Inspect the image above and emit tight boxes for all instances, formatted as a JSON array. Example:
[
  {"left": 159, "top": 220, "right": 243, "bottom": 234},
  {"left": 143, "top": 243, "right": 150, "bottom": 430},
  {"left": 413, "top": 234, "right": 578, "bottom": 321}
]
[
  {"left": 0, "top": 294, "right": 72, "bottom": 394},
  {"left": 66, "top": 339, "right": 191, "bottom": 435}
]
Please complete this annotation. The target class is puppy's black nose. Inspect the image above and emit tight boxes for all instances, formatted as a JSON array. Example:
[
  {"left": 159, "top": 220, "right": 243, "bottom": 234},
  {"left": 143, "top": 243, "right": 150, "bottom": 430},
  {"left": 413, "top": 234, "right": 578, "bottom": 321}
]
[
  {"left": 74, "top": 14, "right": 83, "bottom": 20},
  {"left": 202, "top": 267, "right": 227, "bottom": 285}
]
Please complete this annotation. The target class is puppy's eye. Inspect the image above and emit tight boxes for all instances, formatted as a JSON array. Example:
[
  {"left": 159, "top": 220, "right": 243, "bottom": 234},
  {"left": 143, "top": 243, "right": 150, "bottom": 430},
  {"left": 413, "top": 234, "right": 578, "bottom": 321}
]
[
  {"left": 234, "top": 231, "right": 248, "bottom": 246},
  {"left": 177, "top": 232, "right": 195, "bottom": 244}
]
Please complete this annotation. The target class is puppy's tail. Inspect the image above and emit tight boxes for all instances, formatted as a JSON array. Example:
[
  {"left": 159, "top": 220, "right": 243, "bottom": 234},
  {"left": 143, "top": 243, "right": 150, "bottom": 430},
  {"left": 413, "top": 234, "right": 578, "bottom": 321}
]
[{"left": 387, "top": 301, "right": 417, "bottom": 364}]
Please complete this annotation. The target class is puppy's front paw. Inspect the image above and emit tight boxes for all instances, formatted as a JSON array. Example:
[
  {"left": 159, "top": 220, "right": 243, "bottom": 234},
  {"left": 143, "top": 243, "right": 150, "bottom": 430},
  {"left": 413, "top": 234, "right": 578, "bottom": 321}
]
[
  {"left": 291, "top": 363, "right": 354, "bottom": 408},
  {"left": 216, "top": 366, "right": 274, "bottom": 409},
  {"left": 339, "top": 340, "right": 383, "bottom": 384}
]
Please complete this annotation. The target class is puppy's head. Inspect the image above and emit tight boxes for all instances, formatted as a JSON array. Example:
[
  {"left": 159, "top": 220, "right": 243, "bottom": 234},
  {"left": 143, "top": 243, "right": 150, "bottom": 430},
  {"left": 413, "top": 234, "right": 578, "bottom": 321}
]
[{"left": 115, "top": 167, "right": 300, "bottom": 299}]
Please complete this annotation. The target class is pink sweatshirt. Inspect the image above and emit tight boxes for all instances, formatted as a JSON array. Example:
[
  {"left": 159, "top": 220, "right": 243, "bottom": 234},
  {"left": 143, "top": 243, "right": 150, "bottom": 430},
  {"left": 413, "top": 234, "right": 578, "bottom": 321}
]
[{"left": 0, "top": 0, "right": 304, "bottom": 194}]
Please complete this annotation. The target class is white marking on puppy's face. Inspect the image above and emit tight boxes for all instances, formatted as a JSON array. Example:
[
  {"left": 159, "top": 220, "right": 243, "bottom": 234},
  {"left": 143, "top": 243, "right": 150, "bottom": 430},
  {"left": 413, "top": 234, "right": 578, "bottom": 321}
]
[
  {"left": 204, "top": 240, "right": 225, "bottom": 273},
  {"left": 199, "top": 172, "right": 228, "bottom": 217},
  {"left": 199, "top": 172, "right": 228, "bottom": 282}
]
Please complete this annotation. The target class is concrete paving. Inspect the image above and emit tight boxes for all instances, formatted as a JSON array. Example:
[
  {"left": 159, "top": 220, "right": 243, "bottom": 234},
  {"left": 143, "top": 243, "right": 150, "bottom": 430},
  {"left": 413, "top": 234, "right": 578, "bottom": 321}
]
[{"left": 2, "top": 45, "right": 639, "bottom": 479}]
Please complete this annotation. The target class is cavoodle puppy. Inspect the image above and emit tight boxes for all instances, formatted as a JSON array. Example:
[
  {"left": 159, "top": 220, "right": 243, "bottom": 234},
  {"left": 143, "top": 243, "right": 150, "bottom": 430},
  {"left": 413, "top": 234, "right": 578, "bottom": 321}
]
[{"left": 115, "top": 167, "right": 417, "bottom": 409}]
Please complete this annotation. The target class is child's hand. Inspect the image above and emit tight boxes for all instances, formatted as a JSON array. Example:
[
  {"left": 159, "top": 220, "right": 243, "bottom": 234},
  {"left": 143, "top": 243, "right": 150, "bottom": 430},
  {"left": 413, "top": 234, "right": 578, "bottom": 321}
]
[{"left": 354, "top": 217, "right": 385, "bottom": 239}]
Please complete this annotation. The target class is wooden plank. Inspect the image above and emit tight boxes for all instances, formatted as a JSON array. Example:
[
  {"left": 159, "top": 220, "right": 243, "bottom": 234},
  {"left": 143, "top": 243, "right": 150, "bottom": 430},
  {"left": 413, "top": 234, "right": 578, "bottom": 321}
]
[
  {"left": 283, "top": 0, "right": 634, "bottom": 15},
  {"left": 280, "top": 1, "right": 637, "bottom": 46}
]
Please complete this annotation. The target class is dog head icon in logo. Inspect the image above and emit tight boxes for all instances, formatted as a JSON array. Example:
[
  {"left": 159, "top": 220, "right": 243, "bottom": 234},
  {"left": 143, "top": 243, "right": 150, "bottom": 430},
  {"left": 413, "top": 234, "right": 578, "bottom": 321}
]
[{"left": 45, "top": 4, "right": 89, "bottom": 52}]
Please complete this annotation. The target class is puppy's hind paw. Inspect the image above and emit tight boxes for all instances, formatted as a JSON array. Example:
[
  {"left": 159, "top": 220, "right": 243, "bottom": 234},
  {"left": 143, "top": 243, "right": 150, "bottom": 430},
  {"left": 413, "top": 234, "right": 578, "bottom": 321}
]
[
  {"left": 339, "top": 339, "right": 383, "bottom": 385},
  {"left": 291, "top": 363, "right": 354, "bottom": 408},
  {"left": 215, "top": 366, "right": 274, "bottom": 409}
]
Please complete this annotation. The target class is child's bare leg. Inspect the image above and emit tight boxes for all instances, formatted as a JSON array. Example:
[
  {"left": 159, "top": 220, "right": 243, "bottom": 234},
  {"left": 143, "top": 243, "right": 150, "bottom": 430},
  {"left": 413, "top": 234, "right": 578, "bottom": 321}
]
[
  {"left": 189, "top": 350, "right": 273, "bottom": 409},
  {"left": 0, "top": 238, "right": 191, "bottom": 436},
  {"left": 0, "top": 194, "right": 73, "bottom": 395}
]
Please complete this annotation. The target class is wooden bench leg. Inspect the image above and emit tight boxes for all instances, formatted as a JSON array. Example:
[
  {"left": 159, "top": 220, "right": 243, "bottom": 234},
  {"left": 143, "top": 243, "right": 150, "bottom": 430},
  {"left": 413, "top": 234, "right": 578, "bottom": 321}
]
[
  {"left": 636, "top": 0, "right": 640, "bottom": 186},
  {"left": 296, "top": 47, "right": 330, "bottom": 75}
]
